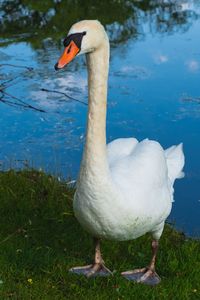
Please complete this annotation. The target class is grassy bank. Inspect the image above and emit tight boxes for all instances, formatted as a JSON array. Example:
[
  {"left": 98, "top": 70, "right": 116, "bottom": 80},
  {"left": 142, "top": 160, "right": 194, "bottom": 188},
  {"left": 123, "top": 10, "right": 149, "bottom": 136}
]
[{"left": 0, "top": 170, "right": 199, "bottom": 299}]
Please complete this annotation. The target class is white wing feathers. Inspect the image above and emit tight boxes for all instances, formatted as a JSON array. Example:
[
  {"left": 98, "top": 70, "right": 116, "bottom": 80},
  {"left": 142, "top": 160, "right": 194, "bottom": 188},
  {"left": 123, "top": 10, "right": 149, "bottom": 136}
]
[
  {"left": 107, "top": 138, "right": 184, "bottom": 187},
  {"left": 107, "top": 138, "right": 138, "bottom": 168},
  {"left": 165, "top": 143, "right": 185, "bottom": 184}
]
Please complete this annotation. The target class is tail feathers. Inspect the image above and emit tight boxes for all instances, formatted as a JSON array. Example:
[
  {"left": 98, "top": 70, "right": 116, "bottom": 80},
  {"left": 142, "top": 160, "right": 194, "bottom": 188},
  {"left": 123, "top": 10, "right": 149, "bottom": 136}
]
[{"left": 165, "top": 143, "right": 185, "bottom": 184}]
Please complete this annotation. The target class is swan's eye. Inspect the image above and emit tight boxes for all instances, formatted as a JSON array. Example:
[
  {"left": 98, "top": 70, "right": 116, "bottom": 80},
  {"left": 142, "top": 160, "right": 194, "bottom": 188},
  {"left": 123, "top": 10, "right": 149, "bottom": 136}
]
[
  {"left": 55, "top": 31, "right": 87, "bottom": 70},
  {"left": 63, "top": 31, "right": 86, "bottom": 49},
  {"left": 63, "top": 38, "right": 70, "bottom": 47}
]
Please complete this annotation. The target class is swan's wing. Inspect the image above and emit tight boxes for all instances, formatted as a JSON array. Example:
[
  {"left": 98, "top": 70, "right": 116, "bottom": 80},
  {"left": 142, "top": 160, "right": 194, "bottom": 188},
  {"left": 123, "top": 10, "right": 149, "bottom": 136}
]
[
  {"left": 165, "top": 143, "right": 185, "bottom": 184},
  {"left": 107, "top": 138, "right": 138, "bottom": 168},
  {"left": 108, "top": 139, "right": 185, "bottom": 207},
  {"left": 109, "top": 139, "right": 168, "bottom": 191},
  {"left": 106, "top": 139, "right": 180, "bottom": 234},
  {"left": 108, "top": 139, "right": 184, "bottom": 189},
  {"left": 108, "top": 139, "right": 173, "bottom": 213}
]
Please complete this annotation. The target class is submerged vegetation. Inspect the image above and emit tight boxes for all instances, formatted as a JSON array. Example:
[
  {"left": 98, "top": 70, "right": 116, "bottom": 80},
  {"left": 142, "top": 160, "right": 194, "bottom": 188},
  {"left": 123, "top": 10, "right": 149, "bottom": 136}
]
[{"left": 0, "top": 170, "right": 199, "bottom": 299}]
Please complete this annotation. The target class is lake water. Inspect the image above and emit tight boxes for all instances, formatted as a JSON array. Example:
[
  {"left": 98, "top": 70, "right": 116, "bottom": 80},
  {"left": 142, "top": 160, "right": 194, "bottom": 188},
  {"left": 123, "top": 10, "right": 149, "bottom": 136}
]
[{"left": 0, "top": 1, "right": 200, "bottom": 236}]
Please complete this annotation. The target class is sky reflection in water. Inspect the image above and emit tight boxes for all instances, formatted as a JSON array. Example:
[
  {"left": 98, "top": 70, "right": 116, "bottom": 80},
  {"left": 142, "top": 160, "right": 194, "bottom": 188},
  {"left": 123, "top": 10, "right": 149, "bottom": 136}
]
[{"left": 0, "top": 1, "right": 200, "bottom": 236}]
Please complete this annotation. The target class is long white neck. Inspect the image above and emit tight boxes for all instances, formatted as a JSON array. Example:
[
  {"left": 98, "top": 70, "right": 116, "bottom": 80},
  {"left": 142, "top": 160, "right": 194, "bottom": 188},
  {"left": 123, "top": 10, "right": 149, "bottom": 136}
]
[{"left": 81, "top": 36, "right": 110, "bottom": 174}]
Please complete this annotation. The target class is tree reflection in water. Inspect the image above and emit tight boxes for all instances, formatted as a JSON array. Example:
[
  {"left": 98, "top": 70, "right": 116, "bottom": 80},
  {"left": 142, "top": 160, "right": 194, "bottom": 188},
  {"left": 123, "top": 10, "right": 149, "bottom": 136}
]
[{"left": 0, "top": 0, "right": 199, "bottom": 47}]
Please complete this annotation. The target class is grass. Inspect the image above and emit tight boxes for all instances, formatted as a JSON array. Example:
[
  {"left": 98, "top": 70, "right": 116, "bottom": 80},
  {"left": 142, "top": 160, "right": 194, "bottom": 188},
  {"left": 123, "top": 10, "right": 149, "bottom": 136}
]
[{"left": 0, "top": 170, "right": 199, "bottom": 300}]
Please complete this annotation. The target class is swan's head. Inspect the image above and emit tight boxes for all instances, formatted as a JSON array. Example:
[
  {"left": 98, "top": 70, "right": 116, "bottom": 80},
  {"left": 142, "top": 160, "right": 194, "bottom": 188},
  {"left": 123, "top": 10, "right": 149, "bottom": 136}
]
[{"left": 55, "top": 20, "right": 107, "bottom": 70}]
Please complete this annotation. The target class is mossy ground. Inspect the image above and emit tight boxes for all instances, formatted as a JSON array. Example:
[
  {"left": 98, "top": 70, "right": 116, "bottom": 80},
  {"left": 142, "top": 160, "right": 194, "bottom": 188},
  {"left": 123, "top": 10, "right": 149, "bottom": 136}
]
[{"left": 0, "top": 170, "right": 199, "bottom": 299}]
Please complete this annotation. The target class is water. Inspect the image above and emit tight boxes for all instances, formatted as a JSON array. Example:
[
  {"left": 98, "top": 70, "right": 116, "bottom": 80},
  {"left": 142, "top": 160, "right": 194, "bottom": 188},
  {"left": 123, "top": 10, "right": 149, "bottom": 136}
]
[{"left": 0, "top": 1, "right": 200, "bottom": 236}]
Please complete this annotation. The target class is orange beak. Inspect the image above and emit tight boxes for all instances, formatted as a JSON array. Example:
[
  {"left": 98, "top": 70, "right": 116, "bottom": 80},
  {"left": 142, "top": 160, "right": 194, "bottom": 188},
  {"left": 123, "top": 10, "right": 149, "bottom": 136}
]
[{"left": 55, "top": 41, "right": 80, "bottom": 70}]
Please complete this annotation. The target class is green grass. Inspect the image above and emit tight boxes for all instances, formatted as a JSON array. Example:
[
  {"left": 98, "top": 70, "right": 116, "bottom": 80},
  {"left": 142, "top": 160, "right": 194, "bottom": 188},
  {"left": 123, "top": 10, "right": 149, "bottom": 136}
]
[{"left": 0, "top": 170, "right": 199, "bottom": 300}]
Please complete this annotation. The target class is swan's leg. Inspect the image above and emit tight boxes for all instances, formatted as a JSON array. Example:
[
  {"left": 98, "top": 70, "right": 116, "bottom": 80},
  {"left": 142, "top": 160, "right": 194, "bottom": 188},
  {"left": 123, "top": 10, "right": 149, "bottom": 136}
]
[
  {"left": 69, "top": 238, "right": 112, "bottom": 277},
  {"left": 121, "top": 240, "right": 161, "bottom": 285}
]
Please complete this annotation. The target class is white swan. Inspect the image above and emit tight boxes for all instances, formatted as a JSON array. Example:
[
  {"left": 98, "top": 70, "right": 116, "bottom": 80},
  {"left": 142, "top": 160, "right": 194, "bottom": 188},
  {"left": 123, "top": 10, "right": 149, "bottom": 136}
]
[{"left": 55, "top": 20, "right": 185, "bottom": 285}]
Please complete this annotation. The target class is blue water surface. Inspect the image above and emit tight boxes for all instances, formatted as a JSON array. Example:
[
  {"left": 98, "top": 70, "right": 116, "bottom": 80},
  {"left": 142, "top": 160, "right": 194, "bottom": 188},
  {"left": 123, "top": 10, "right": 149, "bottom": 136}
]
[{"left": 0, "top": 1, "right": 200, "bottom": 236}]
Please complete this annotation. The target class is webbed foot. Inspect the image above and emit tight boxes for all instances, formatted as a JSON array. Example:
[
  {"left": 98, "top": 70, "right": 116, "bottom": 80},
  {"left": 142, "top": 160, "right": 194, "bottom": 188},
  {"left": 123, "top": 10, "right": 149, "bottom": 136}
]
[
  {"left": 69, "top": 238, "right": 112, "bottom": 278},
  {"left": 121, "top": 240, "right": 161, "bottom": 286},
  {"left": 70, "top": 262, "right": 112, "bottom": 277},
  {"left": 121, "top": 267, "right": 160, "bottom": 285}
]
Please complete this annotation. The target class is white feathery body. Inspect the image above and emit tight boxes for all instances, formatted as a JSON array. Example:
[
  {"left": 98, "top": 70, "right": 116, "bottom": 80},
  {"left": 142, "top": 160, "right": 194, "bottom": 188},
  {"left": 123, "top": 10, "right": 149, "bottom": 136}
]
[{"left": 71, "top": 20, "right": 185, "bottom": 242}]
